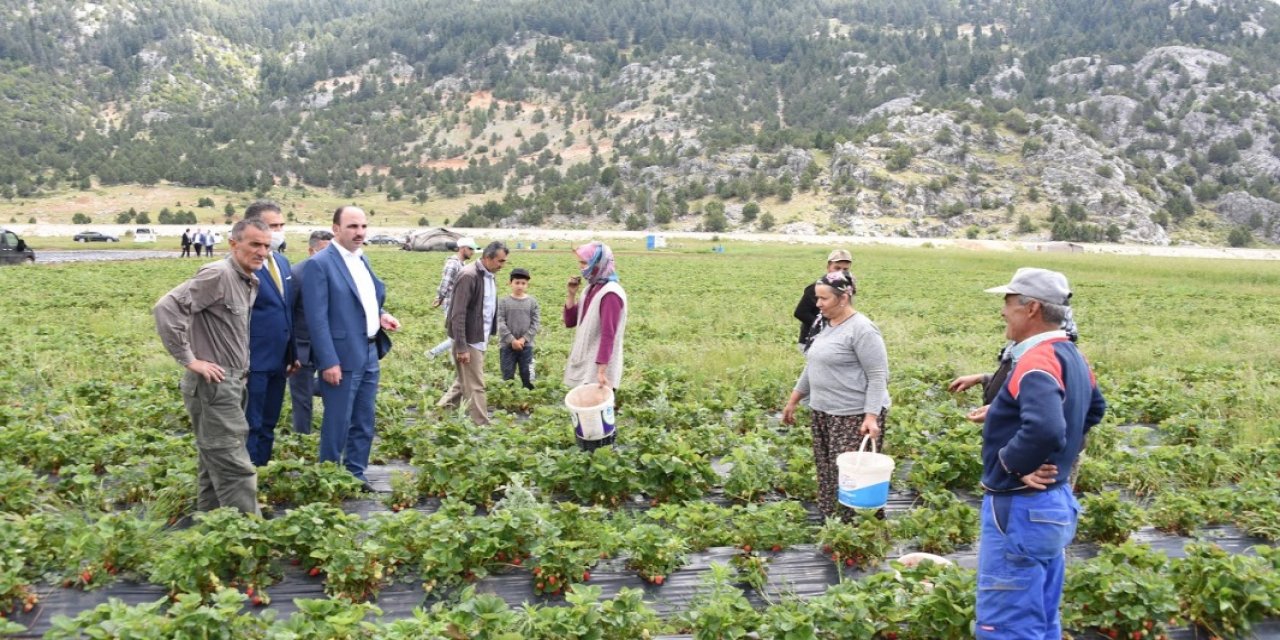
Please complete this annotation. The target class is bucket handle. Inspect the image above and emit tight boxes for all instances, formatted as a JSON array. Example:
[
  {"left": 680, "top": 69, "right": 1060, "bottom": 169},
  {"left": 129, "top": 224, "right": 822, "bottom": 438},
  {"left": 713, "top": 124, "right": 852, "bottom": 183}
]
[{"left": 847, "top": 435, "right": 878, "bottom": 470}]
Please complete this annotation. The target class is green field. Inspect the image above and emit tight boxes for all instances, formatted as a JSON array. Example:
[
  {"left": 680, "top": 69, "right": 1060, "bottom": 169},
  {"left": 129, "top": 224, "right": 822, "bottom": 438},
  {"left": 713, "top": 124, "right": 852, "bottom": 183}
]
[{"left": 1, "top": 242, "right": 1278, "bottom": 638}]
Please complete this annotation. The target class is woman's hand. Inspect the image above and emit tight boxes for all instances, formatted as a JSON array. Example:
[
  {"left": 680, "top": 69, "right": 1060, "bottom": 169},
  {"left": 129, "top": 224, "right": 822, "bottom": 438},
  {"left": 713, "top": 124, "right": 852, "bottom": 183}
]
[
  {"left": 859, "top": 414, "right": 881, "bottom": 439},
  {"left": 948, "top": 373, "right": 984, "bottom": 393},
  {"left": 596, "top": 364, "right": 609, "bottom": 389},
  {"left": 966, "top": 404, "right": 990, "bottom": 423},
  {"left": 781, "top": 391, "right": 804, "bottom": 425}
]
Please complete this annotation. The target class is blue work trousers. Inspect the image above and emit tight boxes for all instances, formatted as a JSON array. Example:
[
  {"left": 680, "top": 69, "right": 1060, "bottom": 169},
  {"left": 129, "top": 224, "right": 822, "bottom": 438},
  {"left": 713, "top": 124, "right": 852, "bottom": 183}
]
[{"left": 976, "top": 484, "right": 1079, "bottom": 640}]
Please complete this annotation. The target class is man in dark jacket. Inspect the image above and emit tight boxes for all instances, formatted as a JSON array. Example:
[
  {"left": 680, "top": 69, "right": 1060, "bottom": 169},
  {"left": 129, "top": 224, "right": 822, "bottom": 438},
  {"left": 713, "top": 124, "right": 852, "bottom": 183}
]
[
  {"left": 793, "top": 249, "right": 852, "bottom": 349},
  {"left": 243, "top": 201, "right": 298, "bottom": 467},
  {"left": 974, "top": 268, "right": 1106, "bottom": 640},
  {"left": 287, "top": 230, "right": 333, "bottom": 434},
  {"left": 437, "top": 241, "right": 508, "bottom": 425}
]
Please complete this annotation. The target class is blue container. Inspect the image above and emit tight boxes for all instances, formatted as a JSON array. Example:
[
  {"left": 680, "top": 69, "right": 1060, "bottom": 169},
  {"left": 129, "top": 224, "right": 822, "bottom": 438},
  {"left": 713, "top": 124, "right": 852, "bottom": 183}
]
[{"left": 838, "top": 481, "right": 890, "bottom": 510}]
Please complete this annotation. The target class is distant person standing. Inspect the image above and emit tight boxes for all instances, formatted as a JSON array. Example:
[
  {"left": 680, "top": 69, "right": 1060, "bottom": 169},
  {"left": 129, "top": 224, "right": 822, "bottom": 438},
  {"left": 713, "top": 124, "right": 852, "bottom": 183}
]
[
  {"left": 427, "top": 236, "right": 479, "bottom": 358},
  {"left": 794, "top": 249, "right": 853, "bottom": 351},
  {"left": 303, "top": 206, "right": 401, "bottom": 490},
  {"left": 207, "top": 231, "right": 220, "bottom": 257},
  {"left": 288, "top": 230, "right": 333, "bottom": 434},
  {"left": 497, "top": 268, "right": 541, "bottom": 389},
  {"left": 192, "top": 229, "right": 206, "bottom": 257},
  {"left": 153, "top": 218, "right": 271, "bottom": 515},
  {"left": 438, "top": 241, "right": 509, "bottom": 425},
  {"left": 181, "top": 228, "right": 193, "bottom": 258},
  {"left": 242, "top": 201, "right": 298, "bottom": 467}
]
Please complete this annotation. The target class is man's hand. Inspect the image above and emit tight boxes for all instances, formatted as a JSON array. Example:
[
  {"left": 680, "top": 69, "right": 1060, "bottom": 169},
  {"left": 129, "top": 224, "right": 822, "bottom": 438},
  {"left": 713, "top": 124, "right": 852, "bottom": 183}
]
[
  {"left": 1019, "top": 463, "right": 1060, "bottom": 490},
  {"left": 431, "top": 298, "right": 443, "bottom": 308},
  {"left": 948, "top": 373, "right": 985, "bottom": 393},
  {"left": 380, "top": 313, "right": 401, "bottom": 331},
  {"left": 186, "top": 360, "right": 225, "bottom": 383},
  {"left": 321, "top": 365, "right": 342, "bottom": 386},
  {"left": 286, "top": 360, "right": 301, "bottom": 377},
  {"left": 456, "top": 350, "right": 471, "bottom": 365}
]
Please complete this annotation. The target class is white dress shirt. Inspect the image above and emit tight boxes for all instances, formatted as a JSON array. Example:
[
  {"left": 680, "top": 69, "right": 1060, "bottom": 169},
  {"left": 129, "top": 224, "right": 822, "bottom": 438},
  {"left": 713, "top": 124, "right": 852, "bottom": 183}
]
[
  {"left": 470, "top": 262, "right": 497, "bottom": 352},
  {"left": 334, "top": 242, "right": 380, "bottom": 338}
]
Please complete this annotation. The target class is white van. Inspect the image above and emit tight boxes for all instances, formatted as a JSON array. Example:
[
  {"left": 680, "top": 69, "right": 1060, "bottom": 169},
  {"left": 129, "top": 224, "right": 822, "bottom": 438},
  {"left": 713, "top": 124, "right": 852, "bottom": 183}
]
[{"left": 134, "top": 228, "right": 157, "bottom": 243}]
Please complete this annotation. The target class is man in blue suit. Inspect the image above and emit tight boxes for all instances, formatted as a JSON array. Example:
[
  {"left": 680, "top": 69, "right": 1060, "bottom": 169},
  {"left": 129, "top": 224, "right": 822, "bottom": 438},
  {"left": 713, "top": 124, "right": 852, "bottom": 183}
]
[
  {"left": 244, "top": 200, "right": 299, "bottom": 467},
  {"left": 303, "top": 206, "right": 401, "bottom": 490},
  {"left": 288, "top": 230, "right": 333, "bottom": 434}
]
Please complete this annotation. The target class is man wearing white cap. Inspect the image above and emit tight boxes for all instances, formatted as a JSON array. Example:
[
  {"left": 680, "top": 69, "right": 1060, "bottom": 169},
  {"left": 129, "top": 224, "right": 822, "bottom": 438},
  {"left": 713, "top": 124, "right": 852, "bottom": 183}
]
[
  {"left": 428, "top": 236, "right": 480, "bottom": 358},
  {"left": 793, "top": 249, "right": 852, "bottom": 351},
  {"left": 974, "top": 267, "right": 1106, "bottom": 640}
]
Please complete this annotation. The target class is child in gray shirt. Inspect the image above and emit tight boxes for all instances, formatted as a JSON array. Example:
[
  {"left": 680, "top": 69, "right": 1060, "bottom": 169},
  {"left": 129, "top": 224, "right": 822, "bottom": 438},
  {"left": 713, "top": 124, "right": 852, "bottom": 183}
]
[{"left": 497, "top": 268, "right": 541, "bottom": 389}]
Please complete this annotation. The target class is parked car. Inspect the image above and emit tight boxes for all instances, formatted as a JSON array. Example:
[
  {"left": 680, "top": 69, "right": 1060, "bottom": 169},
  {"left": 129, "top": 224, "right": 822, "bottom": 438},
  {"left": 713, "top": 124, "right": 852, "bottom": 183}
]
[
  {"left": 74, "top": 231, "right": 119, "bottom": 243},
  {"left": 134, "top": 227, "right": 157, "bottom": 243},
  {"left": 0, "top": 228, "right": 35, "bottom": 264},
  {"left": 366, "top": 234, "right": 403, "bottom": 246}
]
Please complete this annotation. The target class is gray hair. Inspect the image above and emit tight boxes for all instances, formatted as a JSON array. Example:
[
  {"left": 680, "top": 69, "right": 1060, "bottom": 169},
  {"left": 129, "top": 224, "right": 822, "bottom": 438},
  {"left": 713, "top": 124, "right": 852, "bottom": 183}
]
[
  {"left": 1017, "top": 294, "right": 1069, "bottom": 326},
  {"left": 243, "top": 200, "right": 282, "bottom": 220},
  {"left": 230, "top": 218, "right": 271, "bottom": 241},
  {"left": 482, "top": 240, "right": 509, "bottom": 259},
  {"left": 308, "top": 230, "right": 334, "bottom": 250}
]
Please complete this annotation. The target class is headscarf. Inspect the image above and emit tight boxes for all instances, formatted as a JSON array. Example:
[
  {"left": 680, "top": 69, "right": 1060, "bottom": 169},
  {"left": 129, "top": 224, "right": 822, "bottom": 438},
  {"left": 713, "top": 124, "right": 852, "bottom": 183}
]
[
  {"left": 576, "top": 241, "right": 618, "bottom": 285},
  {"left": 802, "top": 270, "right": 857, "bottom": 353}
]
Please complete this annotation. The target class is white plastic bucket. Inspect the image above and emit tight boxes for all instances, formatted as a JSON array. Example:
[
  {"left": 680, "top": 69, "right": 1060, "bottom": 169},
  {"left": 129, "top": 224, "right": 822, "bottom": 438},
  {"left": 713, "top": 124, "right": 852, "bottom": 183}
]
[
  {"left": 565, "top": 384, "right": 616, "bottom": 441},
  {"left": 836, "top": 436, "right": 895, "bottom": 509}
]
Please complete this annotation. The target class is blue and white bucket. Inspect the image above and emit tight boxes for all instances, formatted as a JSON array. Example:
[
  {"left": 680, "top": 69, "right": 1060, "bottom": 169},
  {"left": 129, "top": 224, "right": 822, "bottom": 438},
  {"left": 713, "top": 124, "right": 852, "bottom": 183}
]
[
  {"left": 565, "top": 383, "right": 616, "bottom": 442},
  {"left": 836, "top": 436, "right": 894, "bottom": 510}
]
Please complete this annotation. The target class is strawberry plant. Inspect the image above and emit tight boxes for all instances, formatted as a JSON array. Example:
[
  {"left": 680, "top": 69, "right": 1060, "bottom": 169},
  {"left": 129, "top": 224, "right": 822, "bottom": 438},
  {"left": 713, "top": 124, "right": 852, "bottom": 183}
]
[
  {"left": 899, "top": 562, "right": 977, "bottom": 640},
  {"left": 384, "top": 469, "right": 419, "bottom": 512},
  {"left": 905, "top": 438, "right": 982, "bottom": 492},
  {"left": 731, "top": 500, "right": 812, "bottom": 553},
  {"left": 269, "top": 503, "right": 363, "bottom": 571},
  {"left": 1172, "top": 543, "right": 1280, "bottom": 639},
  {"left": 62, "top": 511, "right": 162, "bottom": 589},
  {"left": 645, "top": 502, "right": 735, "bottom": 551},
  {"left": 1062, "top": 541, "right": 1179, "bottom": 640},
  {"left": 893, "top": 491, "right": 978, "bottom": 555},
  {"left": 778, "top": 443, "right": 818, "bottom": 501},
  {"left": 1146, "top": 491, "right": 1207, "bottom": 536},
  {"left": 796, "top": 580, "right": 880, "bottom": 639},
  {"left": 44, "top": 588, "right": 269, "bottom": 639},
  {"left": 258, "top": 459, "right": 364, "bottom": 506},
  {"left": 622, "top": 523, "right": 688, "bottom": 584},
  {"left": 637, "top": 437, "right": 718, "bottom": 504},
  {"left": 1077, "top": 490, "right": 1143, "bottom": 544},
  {"left": 1232, "top": 477, "right": 1280, "bottom": 541},
  {"left": 0, "top": 467, "right": 44, "bottom": 515},
  {"left": 678, "top": 563, "right": 762, "bottom": 639},
  {"left": 729, "top": 551, "right": 769, "bottom": 593},
  {"left": 317, "top": 537, "right": 386, "bottom": 602},
  {"left": 273, "top": 597, "right": 383, "bottom": 638},
  {"left": 818, "top": 516, "right": 893, "bottom": 570},
  {"left": 558, "top": 446, "right": 637, "bottom": 507},
  {"left": 722, "top": 440, "right": 780, "bottom": 502},
  {"left": 529, "top": 538, "right": 597, "bottom": 597},
  {"left": 519, "top": 584, "right": 667, "bottom": 639},
  {"left": 147, "top": 508, "right": 278, "bottom": 598}
]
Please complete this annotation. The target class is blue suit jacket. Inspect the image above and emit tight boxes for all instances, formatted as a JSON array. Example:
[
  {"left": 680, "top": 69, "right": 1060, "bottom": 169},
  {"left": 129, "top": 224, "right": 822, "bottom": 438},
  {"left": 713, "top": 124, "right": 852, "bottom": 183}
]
[
  {"left": 249, "top": 252, "right": 295, "bottom": 373},
  {"left": 302, "top": 244, "right": 386, "bottom": 373},
  {"left": 289, "top": 256, "right": 316, "bottom": 366}
]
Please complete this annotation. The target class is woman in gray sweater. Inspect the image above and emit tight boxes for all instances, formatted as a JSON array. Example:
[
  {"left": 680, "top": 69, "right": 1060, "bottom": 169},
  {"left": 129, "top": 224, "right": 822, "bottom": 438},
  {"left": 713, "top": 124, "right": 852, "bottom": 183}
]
[{"left": 782, "top": 269, "right": 891, "bottom": 519}]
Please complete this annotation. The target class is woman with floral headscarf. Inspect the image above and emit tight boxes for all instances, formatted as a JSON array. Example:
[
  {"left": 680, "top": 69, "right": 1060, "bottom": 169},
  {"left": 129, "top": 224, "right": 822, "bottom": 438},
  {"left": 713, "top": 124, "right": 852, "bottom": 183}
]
[
  {"left": 564, "top": 241, "right": 628, "bottom": 391},
  {"left": 782, "top": 269, "right": 891, "bottom": 520}
]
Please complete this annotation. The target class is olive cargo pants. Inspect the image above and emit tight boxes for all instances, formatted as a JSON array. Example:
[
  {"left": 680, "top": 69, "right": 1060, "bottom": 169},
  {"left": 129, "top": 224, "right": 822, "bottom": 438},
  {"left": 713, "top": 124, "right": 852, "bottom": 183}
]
[{"left": 181, "top": 369, "right": 261, "bottom": 515}]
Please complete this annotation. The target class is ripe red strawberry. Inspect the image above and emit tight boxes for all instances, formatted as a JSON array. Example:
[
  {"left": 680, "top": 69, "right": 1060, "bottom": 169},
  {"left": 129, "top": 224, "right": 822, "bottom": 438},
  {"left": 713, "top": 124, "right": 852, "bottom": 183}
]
[
  {"left": 582, "top": 571, "right": 591, "bottom": 581},
  {"left": 511, "top": 557, "right": 522, "bottom": 566},
  {"left": 548, "top": 575, "right": 557, "bottom": 585},
  {"left": 741, "top": 545, "right": 752, "bottom": 553},
  {"left": 653, "top": 575, "right": 665, "bottom": 585},
  {"left": 308, "top": 567, "right": 321, "bottom": 577},
  {"left": 771, "top": 545, "right": 782, "bottom": 552},
  {"left": 81, "top": 570, "right": 92, "bottom": 584},
  {"left": 845, "top": 557, "right": 855, "bottom": 567},
  {"left": 250, "top": 596, "right": 263, "bottom": 606}
]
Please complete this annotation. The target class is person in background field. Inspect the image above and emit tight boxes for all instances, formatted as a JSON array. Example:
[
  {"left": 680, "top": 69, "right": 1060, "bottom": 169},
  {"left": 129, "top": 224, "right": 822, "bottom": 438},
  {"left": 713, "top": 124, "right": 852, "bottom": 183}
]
[
  {"left": 782, "top": 269, "right": 890, "bottom": 520},
  {"left": 207, "top": 231, "right": 220, "bottom": 257},
  {"left": 563, "top": 242, "right": 627, "bottom": 388},
  {"left": 192, "top": 229, "right": 206, "bottom": 258},
  {"left": 242, "top": 201, "right": 298, "bottom": 467},
  {"left": 152, "top": 218, "right": 271, "bottom": 516},
  {"left": 438, "top": 241, "right": 509, "bottom": 425},
  {"left": 288, "top": 230, "right": 333, "bottom": 434},
  {"left": 972, "top": 268, "right": 1106, "bottom": 640},
  {"left": 427, "top": 236, "right": 479, "bottom": 358},
  {"left": 181, "top": 228, "right": 192, "bottom": 258},
  {"left": 794, "top": 249, "right": 853, "bottom": 352},
  {"left": 497, "top": 267, "right": 541, "bottom": 389},
  {"left": 303, "top": 206, "right": 402, "bottom": 491}
]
